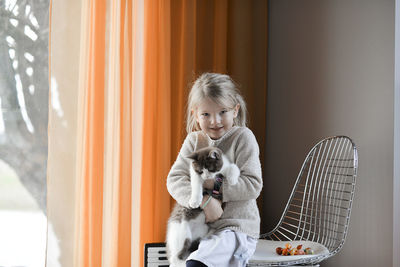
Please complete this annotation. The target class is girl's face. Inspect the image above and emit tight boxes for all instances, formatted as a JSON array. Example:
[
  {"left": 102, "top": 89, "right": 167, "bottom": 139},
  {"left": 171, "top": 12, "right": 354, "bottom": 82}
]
[{"left": 194, "top": 97, "right": 240, "bottom": 140}]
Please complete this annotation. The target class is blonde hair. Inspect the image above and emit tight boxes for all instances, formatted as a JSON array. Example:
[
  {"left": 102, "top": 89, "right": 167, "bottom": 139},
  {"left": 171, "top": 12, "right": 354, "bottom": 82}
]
[{"left": 186, "top": 73, "right": 248, "bottom": 133}]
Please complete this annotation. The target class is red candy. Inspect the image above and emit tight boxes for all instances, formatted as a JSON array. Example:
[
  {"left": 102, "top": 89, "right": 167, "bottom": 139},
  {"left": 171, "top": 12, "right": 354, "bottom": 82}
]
[{"left": 275, "top": 243, "right": 314, "bottom": 256}]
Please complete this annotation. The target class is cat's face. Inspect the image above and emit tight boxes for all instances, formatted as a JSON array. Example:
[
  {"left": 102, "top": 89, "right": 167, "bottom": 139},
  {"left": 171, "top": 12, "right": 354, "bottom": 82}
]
[{"left": 188, "top": 147, "right": 223, "bottom": 180}]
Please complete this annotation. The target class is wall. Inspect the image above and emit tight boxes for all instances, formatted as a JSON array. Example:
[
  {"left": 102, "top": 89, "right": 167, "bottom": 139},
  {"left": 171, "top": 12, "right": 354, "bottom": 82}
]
[
  {"left": 394, "top": 2, "right": 400, "bottom": 266},
  {"left": 262, "top": 1, "right": 395, "bottom": 266}
]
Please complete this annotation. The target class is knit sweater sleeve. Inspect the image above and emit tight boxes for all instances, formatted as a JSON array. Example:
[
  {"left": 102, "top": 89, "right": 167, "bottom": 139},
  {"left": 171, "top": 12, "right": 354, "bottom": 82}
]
[
  {"left": 166, "top": 133, "right": 195, "bottom": 208},
  {"left": 222, "top": 128, "right": 263, "bottom": 202}
]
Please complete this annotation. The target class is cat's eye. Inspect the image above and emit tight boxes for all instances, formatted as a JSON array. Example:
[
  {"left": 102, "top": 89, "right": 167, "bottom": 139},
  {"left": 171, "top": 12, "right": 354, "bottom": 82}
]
[{"left": 198, "top": 171, "right": 203, "bottom": 174}]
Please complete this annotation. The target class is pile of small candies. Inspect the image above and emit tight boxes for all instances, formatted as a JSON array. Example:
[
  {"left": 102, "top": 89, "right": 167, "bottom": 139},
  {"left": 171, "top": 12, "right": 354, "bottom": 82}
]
[{"left": 276, "top": 243, "right": 314, "bottom": 256}]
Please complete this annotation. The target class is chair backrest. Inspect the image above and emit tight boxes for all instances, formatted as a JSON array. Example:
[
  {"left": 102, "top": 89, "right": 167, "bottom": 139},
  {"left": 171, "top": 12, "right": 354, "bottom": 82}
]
[{"left": 261, "top": 136, "right": 358, "bottom": 258}]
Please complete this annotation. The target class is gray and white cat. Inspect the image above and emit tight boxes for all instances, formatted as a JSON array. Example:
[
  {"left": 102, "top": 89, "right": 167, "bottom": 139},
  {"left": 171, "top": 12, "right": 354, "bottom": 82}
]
[{"left": 166, "top": 147, "right": 240, "bottom": 267}]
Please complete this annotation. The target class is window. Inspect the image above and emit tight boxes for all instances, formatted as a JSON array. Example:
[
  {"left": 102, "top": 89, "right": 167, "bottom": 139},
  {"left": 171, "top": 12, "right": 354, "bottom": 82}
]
[{"left": 0, "top": 0, "right": 50, "bottom": 266}]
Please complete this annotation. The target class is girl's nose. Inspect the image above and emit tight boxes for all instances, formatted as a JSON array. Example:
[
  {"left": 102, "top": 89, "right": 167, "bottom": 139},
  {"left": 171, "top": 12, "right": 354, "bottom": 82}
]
[{"left": 210, "top": 114, "right": 221, "bottom": 125}]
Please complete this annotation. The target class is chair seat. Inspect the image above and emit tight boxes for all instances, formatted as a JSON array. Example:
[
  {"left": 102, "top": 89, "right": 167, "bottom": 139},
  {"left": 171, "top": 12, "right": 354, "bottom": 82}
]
[{"left": 248, "top": 240, "right": 329, "bottom": 266}]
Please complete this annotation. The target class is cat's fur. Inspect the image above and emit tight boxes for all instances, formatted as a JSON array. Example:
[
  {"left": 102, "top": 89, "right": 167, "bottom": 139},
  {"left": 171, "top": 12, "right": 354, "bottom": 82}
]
[{"left": 166, "top": 147, "right": 240, "bottom": 267}]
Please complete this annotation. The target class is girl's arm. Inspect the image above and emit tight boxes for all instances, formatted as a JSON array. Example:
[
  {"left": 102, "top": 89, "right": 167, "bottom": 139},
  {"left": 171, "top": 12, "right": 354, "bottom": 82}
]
[
  {"left": 222, "top": 128, "right": 263, "bottom": 202},
  {"left": 166, "top": 134, "right": 195, "bottom": 208},
  {"left": 201, "top": 196, "right": 223, "bottom": 223},
  {"left": 167, "top": 134, "right": 223, "bottom": 222}
]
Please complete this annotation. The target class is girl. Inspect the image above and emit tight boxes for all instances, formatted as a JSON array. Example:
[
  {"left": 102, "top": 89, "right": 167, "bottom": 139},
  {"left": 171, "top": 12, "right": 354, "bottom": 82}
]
[{"left": 167, "top": 73, "right": 262, "bottom": 267}]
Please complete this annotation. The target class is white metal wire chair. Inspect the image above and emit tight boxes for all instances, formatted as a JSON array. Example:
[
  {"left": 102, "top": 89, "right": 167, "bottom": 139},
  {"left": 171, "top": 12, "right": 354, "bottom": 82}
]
[{"left": 248, "top": 136, "right": 358, "bottom": 266}]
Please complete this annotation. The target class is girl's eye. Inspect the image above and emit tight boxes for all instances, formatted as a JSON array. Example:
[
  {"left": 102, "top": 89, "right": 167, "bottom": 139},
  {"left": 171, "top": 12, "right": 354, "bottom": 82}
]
[
  {"left": 202, "top": 113, "right": 209, "bottom": 117},
  {"left": 220, "top": 110, "right": 227, "bottom": 115}
]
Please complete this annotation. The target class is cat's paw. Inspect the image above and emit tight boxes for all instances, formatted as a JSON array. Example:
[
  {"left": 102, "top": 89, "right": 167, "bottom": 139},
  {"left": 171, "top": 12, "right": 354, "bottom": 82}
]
[
  {"left": 189, "top": 196, "right": 202, "bottom": 209},
  {"left": 227, "top": 164, "right": 240, "bottom": 185}
]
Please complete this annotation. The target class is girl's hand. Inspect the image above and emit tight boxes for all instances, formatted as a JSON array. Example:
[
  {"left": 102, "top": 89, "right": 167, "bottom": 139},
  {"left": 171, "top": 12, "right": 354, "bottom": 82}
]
[
  {"left": 202, "top": 196, "right": 223, "bottom": 223},
  {"left": 203, "top": 179, "right": 214, "bottom": 190}
]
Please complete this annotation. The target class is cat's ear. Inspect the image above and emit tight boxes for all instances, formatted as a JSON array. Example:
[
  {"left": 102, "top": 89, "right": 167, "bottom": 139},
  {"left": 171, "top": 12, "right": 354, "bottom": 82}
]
[
  {"left": 187, "top": 152, "right": 199, "bottom": 161},
  {"left": 209, "top": 150, "right": 221, "bottom": 160}
]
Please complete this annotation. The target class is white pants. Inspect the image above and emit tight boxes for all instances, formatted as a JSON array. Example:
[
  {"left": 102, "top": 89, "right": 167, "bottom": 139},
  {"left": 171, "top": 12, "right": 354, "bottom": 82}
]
[{"left": 186, "top": 229, "right": 257, "bottom": 267}]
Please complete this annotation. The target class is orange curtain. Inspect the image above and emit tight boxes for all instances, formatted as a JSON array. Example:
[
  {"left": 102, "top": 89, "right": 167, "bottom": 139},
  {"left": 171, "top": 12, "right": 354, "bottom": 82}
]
[
  {"left": 48, "top": 0, "right": 137, "bottom": 266},
  {"left": 73, "top": 0, "right": 106, "bottom": 266},
  {"left": 48, "top": 0, "right": 266, "bottom": 267},
  {"left": 139, "top": 2, "right": 172, "bottom": 267},
  {"left": 74, "top": 0, "right": 134, "bottom": 266}
]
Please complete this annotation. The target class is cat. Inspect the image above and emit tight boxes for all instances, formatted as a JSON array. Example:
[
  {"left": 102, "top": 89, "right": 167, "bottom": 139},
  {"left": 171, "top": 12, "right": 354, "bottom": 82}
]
[{"left": 166, "top": 146, "right": 240, "bottom": 267}]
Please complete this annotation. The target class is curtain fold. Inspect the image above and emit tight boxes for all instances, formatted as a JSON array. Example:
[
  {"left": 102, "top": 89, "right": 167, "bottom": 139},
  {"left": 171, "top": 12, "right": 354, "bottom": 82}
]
[
  {"left": 102, "top": 0, "right": 132, "bottom": 266},
  {"left": 75, "top": 0, "right": 135, "bottom": 265},
  {"left": 73, "top": 0, "right": 106, "bottom": 266},
  {"left": 48, "top": 1, "right": 267, "bottom": 267},
  {"left": 131, "top": 0, "right": 145, "bottom": 265},
  {"left": 139, "top": 1, "right": 172, "bottom": 266}
]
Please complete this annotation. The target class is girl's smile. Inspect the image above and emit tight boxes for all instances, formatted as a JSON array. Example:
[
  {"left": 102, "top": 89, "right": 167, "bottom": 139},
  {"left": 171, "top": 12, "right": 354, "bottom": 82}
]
[
  {"left": 209, "top": 127, "right": 224, "bottom": 135},
  {"left": 210, "top": 126, "right": 223, "bottom": 130}
]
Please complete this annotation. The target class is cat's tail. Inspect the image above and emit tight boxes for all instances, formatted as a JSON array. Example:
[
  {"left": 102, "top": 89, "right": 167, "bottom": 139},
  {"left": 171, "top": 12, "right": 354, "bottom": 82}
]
[
  {"left": 178, "top": 238, "right": 191, "bottom": 260},
  {"left": 167, "top": 238, "right": 190, "bottom": 267}
]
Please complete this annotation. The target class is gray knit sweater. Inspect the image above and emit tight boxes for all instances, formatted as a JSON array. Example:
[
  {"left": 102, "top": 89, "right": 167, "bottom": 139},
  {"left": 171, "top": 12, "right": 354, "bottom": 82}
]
[{"left": 166, "top": 126, "right": 263, "bottom": 238}]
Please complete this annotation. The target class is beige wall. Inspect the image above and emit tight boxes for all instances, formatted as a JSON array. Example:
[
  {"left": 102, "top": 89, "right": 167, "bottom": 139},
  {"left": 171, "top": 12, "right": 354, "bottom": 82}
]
[{"left": 262, "top": 1, "right": 395, "bottom": 266}]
